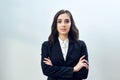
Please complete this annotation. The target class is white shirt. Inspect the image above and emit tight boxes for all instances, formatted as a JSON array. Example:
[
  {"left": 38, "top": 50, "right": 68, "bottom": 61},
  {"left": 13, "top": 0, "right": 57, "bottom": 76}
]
[{"left": 58, "top": 37, "right": 69, "bottom": 60}]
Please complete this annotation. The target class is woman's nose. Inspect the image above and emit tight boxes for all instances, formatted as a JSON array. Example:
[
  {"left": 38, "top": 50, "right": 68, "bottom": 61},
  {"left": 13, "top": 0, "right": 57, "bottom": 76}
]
[{"left": 61, "top": 22, "right": 66, "bottom": 26}]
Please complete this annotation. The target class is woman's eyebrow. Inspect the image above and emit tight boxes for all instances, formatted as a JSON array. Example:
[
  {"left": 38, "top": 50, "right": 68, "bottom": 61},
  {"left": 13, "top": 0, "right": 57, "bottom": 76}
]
[
  {"left": 65, "top": 19, "right": 70, "bottom": 20},
  {"left": 57, "top": 18, "right": 70, "bottom": 20},
  {"left": 57, "top": 19, "right": 62, "bottom": 20}
]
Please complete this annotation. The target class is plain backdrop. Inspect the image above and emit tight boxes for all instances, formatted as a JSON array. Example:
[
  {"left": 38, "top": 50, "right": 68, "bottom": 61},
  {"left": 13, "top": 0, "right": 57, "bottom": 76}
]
[{"left": 0, "top": 0, "right": 120, "bottom": 80}]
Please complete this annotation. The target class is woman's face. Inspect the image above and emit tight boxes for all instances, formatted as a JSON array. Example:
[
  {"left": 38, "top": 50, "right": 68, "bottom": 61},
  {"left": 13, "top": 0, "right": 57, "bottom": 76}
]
[{"left": 57, "top": 13, "right": 71, "bottom": 36}]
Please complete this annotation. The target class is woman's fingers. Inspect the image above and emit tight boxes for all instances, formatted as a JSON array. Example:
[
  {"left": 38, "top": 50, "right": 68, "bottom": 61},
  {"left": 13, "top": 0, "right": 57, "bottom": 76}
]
[
  {"left": 43, "top": 57, "right": 53, "bottom": 66},
  {"left": 79, "top": 55, "right": 85, "bottom": 61},
  {"left": 43, "top": 60, "right": 48, "bottom": 63},
  {"left": 79, "top": 55, "right": 89, "bottom": 65},
  {"left": 44, "top": 58, "right": 50, "bottom": 61},
  {"left": 83, "top": 63, "right": 89, "bottom": 69},
  {"left": 81, "top": 59, "right": 89, "bottom": 65},
  {"left": 78, "top": 57, "right": 89, "bottom": 69},
  {"left": 81, "top": 59, "right": 89, "bottom": 69},
  {"left": 44, "top": 58, "right": 51, "bottom": 63}
]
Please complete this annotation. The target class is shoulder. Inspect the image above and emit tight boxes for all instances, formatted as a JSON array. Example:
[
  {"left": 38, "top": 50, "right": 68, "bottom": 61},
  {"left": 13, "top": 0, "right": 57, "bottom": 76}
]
[
  {"left": 42, "top": 41, "right": 50, "bottom": 47},
  {"left": 76, "top": 40, "right": 86, "bottom": 46},
  {"left": 77, "top": 40, "right": 85, "bottom": 45}
]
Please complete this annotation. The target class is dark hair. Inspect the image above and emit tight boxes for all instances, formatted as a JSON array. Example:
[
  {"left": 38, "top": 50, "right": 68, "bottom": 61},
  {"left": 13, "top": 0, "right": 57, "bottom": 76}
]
[{"left": 48, "top": 9, "right": 79, "bottom": 44}]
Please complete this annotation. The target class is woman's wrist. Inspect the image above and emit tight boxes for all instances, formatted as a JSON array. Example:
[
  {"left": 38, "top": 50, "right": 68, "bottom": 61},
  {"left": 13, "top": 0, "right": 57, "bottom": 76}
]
[{"left": 73, "top": 66, "right": 78, "bottom": 72}]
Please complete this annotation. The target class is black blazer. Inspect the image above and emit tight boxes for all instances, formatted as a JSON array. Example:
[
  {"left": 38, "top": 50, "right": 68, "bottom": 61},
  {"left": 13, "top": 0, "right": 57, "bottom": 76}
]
[{"left": 41, "top": 39, "right": 89, "bottom": 80}]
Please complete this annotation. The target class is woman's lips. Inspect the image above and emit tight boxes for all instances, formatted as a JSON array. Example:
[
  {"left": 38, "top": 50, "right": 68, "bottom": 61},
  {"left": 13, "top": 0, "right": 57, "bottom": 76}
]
[{"left": 60, "top": 29, "right": 66, "bottom": 32}]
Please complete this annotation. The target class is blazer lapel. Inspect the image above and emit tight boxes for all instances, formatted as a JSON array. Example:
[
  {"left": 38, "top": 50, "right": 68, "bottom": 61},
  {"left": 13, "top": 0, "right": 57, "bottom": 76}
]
[
  {"left": 65, "top": 42, "right": 74, "bottom": 61},
  {"left": 53, "top": 40, "right": 74, "bottom": 63},
  {"left": 54, "top": 40, "right": 65, "bottom": 62}
]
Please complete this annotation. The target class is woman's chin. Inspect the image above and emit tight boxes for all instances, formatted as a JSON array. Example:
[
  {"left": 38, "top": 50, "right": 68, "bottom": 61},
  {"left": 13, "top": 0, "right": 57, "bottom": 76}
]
[{"left": 60, "top": 32, "right": 68, "bottom": 35}]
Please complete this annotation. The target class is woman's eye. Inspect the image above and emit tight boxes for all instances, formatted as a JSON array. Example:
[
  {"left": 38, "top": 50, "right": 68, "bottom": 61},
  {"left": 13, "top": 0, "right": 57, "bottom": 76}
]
[
  {"left": 65, "top": 19, "right": 70, "bottom": 23},
  {"left": 57, "top": 20, "right": 61, "bottom": 23}
]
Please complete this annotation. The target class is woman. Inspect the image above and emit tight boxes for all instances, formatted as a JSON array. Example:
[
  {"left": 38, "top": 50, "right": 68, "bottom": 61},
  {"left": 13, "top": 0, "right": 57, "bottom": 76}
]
[{"left": 41, "top": 9, "right": 89, "bottom": 80}]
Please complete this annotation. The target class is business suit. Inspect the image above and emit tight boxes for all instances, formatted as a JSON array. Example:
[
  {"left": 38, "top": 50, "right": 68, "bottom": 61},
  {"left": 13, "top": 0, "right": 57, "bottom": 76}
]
[{"left": 41, "top": 39, "right": 89, "bottom": 80}]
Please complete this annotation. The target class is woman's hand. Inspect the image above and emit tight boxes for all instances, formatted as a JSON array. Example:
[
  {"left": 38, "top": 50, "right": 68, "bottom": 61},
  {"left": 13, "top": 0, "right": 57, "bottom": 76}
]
[
  {"left": 73, "top": 55, "right": 89, "bottom": 72},
  {"left": 43, "top": 57, "right": 53, "bottom": 66}
]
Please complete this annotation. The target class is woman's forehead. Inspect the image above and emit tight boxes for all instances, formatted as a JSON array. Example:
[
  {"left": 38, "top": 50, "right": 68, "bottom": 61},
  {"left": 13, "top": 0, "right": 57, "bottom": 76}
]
[{"left": 57, "top": 13, "right": 70, "bottom": 20}]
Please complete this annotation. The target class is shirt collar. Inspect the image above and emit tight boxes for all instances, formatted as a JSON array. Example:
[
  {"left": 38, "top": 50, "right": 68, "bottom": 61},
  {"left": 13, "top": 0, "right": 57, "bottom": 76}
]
[{"left": 58, "top": 37, "right": 69, "bottom": 46}]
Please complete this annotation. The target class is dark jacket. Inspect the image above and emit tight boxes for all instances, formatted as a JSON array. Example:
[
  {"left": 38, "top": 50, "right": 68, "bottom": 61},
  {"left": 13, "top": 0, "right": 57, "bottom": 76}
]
[{"left": 41, "top": 39, "right": 89, "bottom": 80}]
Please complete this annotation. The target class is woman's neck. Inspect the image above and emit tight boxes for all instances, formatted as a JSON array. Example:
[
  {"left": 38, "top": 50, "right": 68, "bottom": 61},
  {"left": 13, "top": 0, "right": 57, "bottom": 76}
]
[{"left": 59, "top": 35, "right": 68, "bottom": 41}]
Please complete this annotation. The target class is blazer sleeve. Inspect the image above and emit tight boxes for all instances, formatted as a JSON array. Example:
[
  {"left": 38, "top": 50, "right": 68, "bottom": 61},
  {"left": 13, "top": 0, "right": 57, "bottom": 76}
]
[
  {"left": 41, "top": 41, "right": 73, "bottom": 79},
  {"left": 74, "top": 40, "right": 89, "bottom": 79}
]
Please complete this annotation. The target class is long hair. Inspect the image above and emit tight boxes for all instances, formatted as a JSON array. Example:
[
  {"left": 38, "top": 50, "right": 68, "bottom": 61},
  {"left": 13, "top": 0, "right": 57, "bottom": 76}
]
[{"left": 48, "top": 9, "right": 79, "bottom": 44}]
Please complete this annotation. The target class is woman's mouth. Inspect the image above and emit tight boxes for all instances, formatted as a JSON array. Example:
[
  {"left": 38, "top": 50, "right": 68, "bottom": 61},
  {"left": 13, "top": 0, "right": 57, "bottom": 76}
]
[{"left": 61, "top": 29, "right": 66, "bottom": 32}]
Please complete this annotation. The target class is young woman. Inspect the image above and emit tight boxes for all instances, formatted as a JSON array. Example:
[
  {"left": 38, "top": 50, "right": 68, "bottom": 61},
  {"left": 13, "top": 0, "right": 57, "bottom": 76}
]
[{"left": 41, "top": 9, "right": 89, "bottom": 80}]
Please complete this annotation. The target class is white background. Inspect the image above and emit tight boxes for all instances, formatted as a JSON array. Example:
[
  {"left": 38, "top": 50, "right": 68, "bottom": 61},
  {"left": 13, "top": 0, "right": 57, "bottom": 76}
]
[{"left": 0, "top": 0, "right": 120, "bottom": 80}]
